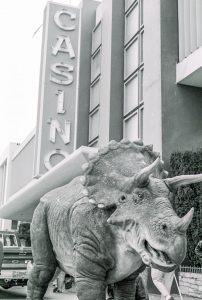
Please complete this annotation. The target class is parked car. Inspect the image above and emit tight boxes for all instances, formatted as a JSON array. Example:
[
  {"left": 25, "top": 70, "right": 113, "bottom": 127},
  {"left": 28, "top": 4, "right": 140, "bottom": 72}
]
[{"left": 0, "top": 231, "right": 32, "bottom": 289}]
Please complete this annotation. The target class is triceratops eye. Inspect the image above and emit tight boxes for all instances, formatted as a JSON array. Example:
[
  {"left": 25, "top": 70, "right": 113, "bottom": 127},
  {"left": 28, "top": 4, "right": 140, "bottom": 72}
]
[
  {"left": 137, "top": 192, "right": 144, "bottom": 199},
  {"left": 119, "top": 195, "right": 127, "bottom": 203}
]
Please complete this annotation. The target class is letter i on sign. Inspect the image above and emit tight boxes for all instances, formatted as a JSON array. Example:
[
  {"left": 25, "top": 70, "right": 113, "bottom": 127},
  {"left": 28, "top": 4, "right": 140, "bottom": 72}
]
[{"left": 57, "top": 90, "right": 66, "bottom": 114}]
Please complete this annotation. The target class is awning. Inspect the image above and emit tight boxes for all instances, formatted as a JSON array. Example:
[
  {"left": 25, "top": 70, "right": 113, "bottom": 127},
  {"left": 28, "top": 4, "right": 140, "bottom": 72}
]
[{"left": 0, "top": 146, "right": 97, "bottom": 222}]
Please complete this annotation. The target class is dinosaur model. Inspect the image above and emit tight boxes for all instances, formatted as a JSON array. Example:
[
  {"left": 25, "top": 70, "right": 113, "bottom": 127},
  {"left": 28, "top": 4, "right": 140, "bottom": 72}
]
[{"left": 27, "top": 139, "right": 202, "bottom": 300}]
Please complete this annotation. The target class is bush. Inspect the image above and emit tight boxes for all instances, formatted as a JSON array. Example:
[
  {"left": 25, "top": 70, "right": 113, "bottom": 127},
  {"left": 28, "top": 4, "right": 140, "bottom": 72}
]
[{"left": 170, "top": 150, "right": 202, "bottom": 266}]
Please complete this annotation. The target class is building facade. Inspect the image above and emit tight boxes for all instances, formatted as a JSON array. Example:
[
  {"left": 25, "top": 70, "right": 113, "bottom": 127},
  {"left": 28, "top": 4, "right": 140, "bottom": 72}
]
[{"left": 0, "top": 0, "right": 202, "bottom": 229}]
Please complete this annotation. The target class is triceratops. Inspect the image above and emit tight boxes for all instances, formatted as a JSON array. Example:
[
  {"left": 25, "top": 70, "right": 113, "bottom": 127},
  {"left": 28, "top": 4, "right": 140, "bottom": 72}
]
[{"left": 27, "top": 139, "right": 202, "bottom": 300}]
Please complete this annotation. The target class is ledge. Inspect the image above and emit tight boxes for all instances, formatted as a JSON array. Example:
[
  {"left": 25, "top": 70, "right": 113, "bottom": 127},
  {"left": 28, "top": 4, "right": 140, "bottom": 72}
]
[
  {"left": 176, "top": 46, "right": 202, "bottom": 87},
  {"left": 0, "top": 146, "right": 97, "bottom": 222}
]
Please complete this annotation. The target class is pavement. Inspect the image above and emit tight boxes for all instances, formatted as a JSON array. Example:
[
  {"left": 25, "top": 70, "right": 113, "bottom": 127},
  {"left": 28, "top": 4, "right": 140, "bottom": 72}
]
[
  {"left": 149, "top": 295, "right": 197, "bottom": 300},
  {"left": 45, "top": 284, "right": 199, "bottom": 300},
  {"left": 0, "top": 284, "right": 199, "bottom": 300}
]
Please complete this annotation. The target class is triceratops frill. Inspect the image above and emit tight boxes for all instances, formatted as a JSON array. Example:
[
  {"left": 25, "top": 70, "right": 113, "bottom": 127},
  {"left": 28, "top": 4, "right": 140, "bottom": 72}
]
[{"left": 82, "top": 139, "right": 168, "bottom": 208}]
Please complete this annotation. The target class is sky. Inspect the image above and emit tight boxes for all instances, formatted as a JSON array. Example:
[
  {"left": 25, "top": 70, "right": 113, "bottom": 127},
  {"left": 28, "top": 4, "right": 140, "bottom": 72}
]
[{"left": 0, "top": 0, "right": 81, "bottom": 155}]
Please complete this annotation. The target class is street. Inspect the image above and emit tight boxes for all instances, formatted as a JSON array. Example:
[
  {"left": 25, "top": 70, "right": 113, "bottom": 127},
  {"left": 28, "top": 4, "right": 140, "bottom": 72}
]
[
  {"left": 0, "top": 285, "right": 78, "bottom": 300},
  {"left": 0, "top": 285, "right": 198, "bottom": 300}
]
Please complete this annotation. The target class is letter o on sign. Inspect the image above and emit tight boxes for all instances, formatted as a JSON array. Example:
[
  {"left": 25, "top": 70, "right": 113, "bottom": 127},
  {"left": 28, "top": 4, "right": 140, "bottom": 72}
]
[{"left": 44, "top": 149, "right": 69, "bottom": 170}]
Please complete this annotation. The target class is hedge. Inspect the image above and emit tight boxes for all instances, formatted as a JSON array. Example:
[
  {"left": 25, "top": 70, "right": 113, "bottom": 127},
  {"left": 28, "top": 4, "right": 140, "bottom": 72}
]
[{"left": 170, "top": 149, "right": 202, "bottom": 267}]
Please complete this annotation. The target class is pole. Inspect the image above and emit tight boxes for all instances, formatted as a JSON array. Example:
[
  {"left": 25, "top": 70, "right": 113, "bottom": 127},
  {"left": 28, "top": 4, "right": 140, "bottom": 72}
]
[{"left": 174, "top": 274, "right": 183, "bottom": 300}]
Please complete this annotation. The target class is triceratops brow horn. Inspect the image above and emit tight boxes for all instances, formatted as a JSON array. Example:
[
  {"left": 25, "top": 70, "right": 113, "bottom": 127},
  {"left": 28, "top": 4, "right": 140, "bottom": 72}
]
[
  {"left": 136, "top": 157, "right": 160, "bottom": 187},
  {"left": 165, "top": 174, "right": 202, "bottom": 189},
  {"left": 109, "top": 157, "right": 160, "bottom": 192},
  {"left": 176, "top": 207, "right": 194, "bottom": 233}
]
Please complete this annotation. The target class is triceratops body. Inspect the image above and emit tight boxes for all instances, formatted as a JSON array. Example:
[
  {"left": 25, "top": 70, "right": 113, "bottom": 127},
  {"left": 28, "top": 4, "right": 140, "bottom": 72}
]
[{"left": 27, "top": 140, "right": 202, "bottom": 300}]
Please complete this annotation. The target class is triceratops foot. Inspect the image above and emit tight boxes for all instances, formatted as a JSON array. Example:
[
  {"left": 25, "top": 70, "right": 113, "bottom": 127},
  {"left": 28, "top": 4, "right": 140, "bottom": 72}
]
[
  {"left": 27, "top": 282, "right": 48, "bottom": 300},
  {"left": 26, "top": 288, "right": 47, "bottom": 300}
]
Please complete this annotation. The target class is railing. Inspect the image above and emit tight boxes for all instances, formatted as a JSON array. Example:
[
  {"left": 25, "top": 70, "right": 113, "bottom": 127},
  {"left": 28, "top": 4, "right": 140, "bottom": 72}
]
[{"left": 180, "top": 266, "right": 202, "bottom": 274}]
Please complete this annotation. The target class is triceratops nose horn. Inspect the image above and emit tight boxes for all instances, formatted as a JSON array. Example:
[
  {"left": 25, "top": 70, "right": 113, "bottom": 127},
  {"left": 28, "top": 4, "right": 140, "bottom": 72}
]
[
  {"left": 136, "top": 157, "right": 160, "bottom": 187},
  {"left": 177, "top": 207, "right": 194, "bottom": 233}
]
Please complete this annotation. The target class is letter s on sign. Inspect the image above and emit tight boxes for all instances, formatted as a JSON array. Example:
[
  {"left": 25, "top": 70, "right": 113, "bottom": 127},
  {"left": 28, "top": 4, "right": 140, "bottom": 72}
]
[
  {"left": 54, "top": 10, "right": 76, "bottom": 31},
  {"left": 50, "top": 63, "right": 74, "bottom": 85}
]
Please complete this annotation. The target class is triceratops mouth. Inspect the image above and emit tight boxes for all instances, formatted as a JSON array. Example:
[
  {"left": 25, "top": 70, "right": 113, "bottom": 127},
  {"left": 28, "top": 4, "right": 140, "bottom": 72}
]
[{"left": 143, "top": 240, "right": 176, "bottom": 272}]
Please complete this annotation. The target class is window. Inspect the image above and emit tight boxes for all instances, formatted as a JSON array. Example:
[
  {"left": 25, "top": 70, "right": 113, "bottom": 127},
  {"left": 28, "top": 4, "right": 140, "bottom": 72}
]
[
  {"left": 124, "top": 113, "right": 138, "bottom": 141},
  {"left": 124, "top": 75, "right": 138, "bottom": 114},
  {"left": 125, "top": 38, "right": 139, "bottom": 77},
  {"left": 92, "top": 22, "right": 101, "bottom": 54},
  {"left": 3, "top": 234, "right": 18, "bottom": 247},
  {"left": 139, "top": 68, "right": 144, "bottom": 102},
  {"left": 91, "top": 49, "right": 101, "bottom": 82},
  {"left": 125, "top": 3, "right": 139, "bottom": 43},
  {"left": 124, "top": 0, "right": 144, "bottom": 141},
  {"left": 139, "top": 107, "right": 144, "bottom": 139},
  {"left": 90, "top": 78, "right": 100, "bottom": 111},
  {"left": 89, "top": 109, "right": 99, "bottom": 142},
  {"left": 125, "top": 0, "right": 136, "bottom": 12},
  {"left": 140, "top": 30, "right": 144, "bottom": 63},
  {"left": 11, "top": 220, "right": 18, "bottom": 230},
  {"left": 89, "top": 21, "right": 102, "bottom": 145}
]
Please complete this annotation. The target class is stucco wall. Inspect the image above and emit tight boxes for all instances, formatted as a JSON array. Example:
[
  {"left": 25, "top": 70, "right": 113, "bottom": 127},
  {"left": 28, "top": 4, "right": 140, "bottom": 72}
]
[
  {"left": 75, "top": 0, "right": 100, "bottom": 148},
  {"left": 98, "top": 0, "right": 124, "bottom": 146},
  {"left": 143, "top": 0, "right": 162, "bottom": 154},
  {"left": 9, "top": 134, "right": 35, "bottom": 196},
  {"left": 179, "top": 272, "right": 202, "bottom": 298},
  {"left": 161, "top": 0, "right": 202, "bottom": 169}
]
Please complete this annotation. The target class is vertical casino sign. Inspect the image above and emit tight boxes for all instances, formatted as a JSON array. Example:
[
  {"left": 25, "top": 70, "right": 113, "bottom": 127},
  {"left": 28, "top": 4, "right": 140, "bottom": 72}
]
[{"left": 34, "top": 2, "right": 80, "bottom": 176}]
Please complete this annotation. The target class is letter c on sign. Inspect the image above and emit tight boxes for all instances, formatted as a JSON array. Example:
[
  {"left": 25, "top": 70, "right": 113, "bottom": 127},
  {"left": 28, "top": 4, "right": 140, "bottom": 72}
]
[
  {"left": 44, "top": 149, "right": 69, "bottom": 170},
  {"left": 54, "top": 10, "right": 76, "bottom": 31}
]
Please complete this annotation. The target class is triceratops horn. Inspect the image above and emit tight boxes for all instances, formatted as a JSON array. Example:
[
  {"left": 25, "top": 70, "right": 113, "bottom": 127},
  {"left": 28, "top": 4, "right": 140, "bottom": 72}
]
[
  {"left": 177, "top": 207, "right": 194, "bottom": 233},
  {"left": 165, "top": 174, "right": 202, "bottom": 189},
  {"left": 136, "top": 157, "right": 160, "bottom": 187}
]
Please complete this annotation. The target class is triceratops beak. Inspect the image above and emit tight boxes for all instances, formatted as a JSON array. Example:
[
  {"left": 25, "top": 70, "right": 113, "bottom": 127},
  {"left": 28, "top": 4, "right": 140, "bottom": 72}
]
[
  {"left": 136, "top": 157, "right": 160, "bottom": 187},
  {"left": 176, "top": 207, "right": 194, "bottom": 233},
  {"left": 165, "top": 174, "right": 202, "bottom": 189}
]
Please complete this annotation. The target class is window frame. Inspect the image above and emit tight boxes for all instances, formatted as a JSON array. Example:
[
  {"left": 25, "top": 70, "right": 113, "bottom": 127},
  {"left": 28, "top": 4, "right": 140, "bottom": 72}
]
[{"left": 123, "top": 0, "right": 144, "bottom": 140}]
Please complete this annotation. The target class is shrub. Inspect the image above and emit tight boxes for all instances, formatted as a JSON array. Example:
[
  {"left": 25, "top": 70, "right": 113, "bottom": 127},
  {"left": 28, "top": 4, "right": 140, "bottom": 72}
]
[{"left": 170, "top": 150, "right": 202, "bottom": 266}]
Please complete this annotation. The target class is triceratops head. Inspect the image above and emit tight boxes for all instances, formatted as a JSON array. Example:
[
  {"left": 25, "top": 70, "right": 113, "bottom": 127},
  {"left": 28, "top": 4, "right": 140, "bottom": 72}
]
[{"left": 81, "top": 140, "right": 201, "bottom": 271}]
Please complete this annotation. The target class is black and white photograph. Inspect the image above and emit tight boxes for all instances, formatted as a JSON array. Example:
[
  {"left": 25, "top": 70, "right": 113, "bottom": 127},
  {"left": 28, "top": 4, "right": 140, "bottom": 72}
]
[{"left": 0, "top": 1, "right": 202, "bottom": 299}]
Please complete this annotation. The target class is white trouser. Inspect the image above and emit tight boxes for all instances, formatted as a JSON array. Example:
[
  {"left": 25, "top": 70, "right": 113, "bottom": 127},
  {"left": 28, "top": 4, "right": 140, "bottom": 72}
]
[{"left": 151, "top": 268, "right": 174, "bottom": 300}]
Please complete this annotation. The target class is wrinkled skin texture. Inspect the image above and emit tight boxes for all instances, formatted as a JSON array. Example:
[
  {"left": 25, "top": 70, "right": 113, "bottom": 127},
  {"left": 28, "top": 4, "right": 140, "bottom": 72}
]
[{"left": 27, "top": 140, "right": 196, "bottom": 300}]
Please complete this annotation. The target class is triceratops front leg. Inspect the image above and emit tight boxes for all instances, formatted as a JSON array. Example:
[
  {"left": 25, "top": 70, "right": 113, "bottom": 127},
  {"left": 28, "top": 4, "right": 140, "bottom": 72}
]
[
  {"left": 27, "top": 203, "right": 57, "bottom": 300},
  {"left": 74, "top": 248, "right": 107, "bottom": 300},
  {"left": 26, "top": 263, "right": 56, "bottom": 300}
]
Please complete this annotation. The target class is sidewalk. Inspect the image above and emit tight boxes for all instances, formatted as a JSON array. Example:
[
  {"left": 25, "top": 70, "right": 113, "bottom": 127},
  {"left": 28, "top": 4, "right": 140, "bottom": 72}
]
[
  {"left": 45, "top": 285, "right": 199, "bottom": 300},
  {"left": 149, "top": 294, "right": 198, "bottom": 300}
]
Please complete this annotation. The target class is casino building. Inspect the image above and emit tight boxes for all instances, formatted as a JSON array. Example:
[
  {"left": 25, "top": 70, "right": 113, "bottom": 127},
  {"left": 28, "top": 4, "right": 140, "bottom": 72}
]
[{"left": 0, "top": 0, "right": 202, "bottom": 230}]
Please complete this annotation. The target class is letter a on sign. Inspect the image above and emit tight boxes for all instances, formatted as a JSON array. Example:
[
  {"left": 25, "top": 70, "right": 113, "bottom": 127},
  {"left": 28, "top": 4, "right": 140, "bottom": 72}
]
[{"left": 52, "top": 36, "right": 75, "bottom": 58}]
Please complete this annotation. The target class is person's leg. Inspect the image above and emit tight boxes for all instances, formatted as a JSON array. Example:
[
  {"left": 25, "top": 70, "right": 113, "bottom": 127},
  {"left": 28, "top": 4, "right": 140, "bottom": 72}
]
[
  {"left": 113, "top": 272, "right": 139, "bottom": 300},
  {"left": 151, "top": 268, "right": 170, "bottom": 299},
  {"left": 164, "top": 271, "right": 175, "bottom": 295}
]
